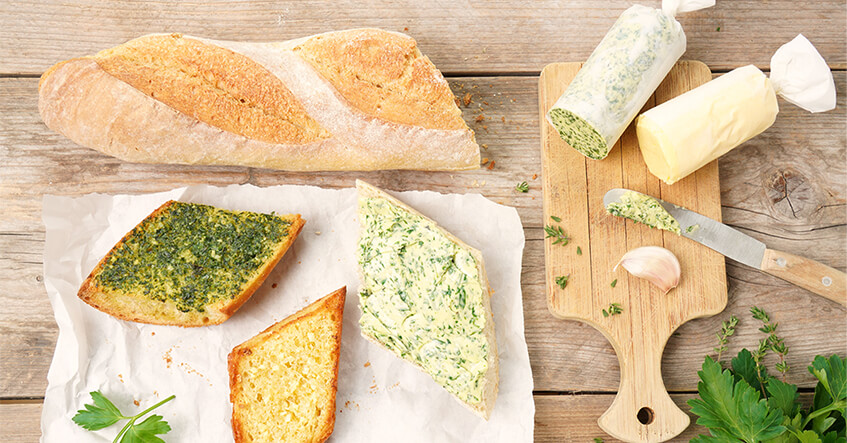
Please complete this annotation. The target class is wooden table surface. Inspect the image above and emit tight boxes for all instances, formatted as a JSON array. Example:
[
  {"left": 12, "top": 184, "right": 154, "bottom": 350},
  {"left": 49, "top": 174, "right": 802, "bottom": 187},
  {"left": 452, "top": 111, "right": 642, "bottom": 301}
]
[{"left": 1, "top": 1, "right": 845, "bottom": 441}]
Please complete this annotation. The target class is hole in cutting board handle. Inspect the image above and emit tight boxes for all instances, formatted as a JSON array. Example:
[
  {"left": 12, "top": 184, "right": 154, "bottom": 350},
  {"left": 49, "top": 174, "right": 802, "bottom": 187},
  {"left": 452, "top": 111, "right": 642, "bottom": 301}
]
[{"left": 637, "top": 407, "right": 655, "bottom": 425}]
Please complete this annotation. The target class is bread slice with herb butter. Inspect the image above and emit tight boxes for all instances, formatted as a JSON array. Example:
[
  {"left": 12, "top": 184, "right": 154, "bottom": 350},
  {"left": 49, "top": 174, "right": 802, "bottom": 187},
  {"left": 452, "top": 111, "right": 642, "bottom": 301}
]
[
  {"left": 78, "top": 200, "right": 304, "bottom": 327},
  {"left": 355, "top": 180, "right": 499, "bottom": 419},
  {"left": 228, "top": 287, "right": 345, "bottom": 443}
]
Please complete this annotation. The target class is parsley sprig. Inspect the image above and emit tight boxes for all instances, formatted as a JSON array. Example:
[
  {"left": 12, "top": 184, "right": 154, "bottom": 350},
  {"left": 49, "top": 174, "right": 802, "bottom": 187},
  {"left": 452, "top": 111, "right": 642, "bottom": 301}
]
[
  {"left": 73, "top": 391, "right": 175, "bottom": 443},
  {"left": 602, "top": 303, "right": 622, "bottom": 317},
  {"left": 555, "top": 275, "right": 569, "bottom": 289},
  {"left": 689, "top": 307, "right": 846, "bottom": 442}
]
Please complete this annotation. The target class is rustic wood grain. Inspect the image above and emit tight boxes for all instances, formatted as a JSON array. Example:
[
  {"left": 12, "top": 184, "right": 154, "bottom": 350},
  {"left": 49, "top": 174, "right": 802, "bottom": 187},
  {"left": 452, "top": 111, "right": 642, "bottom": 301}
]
[
  {"left": 0, "top": 393, "right": 818, "bottom": 442},
  {"left": 1, "top": 74, "right": 845, "bottom": 401},
  {"left": 1, "top": 0, "right": 844, "bottom": 76},
  {"left": 540, "top": 61, "right": 724, "bottom": 442}
]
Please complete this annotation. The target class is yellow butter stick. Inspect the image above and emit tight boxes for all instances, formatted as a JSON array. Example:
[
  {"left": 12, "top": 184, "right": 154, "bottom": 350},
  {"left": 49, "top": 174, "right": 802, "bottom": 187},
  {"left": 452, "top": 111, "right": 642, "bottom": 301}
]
[{"left": 636, "top": 35, "right": 835, "bottom": 185}]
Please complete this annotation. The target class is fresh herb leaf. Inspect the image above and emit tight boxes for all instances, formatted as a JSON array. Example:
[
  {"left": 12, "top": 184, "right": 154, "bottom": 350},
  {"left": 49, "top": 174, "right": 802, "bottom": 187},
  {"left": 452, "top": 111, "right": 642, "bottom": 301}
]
[
  {"left": 550, "top": 215, "right": 562, "bottom": 222},
  {"left": 576, "top": 246, "right": 582, "bottom": 256},
  {"left": 610, "top": 279, "right": 617, "bottom": 288},
  {"left": 688, "top": 356, "right": 786, "bottom": 441},
  {"left": 544, "top": 224, "right": 569, "bottom": 246},
  {"left": 515, "top": 181, "right": 529, "bottom": 193},
  {"left": 121, "top": 414, "right": 171, "bottom": 443},
  {"left": 714, "top": 315, "right": 739, "bottom": 363},
  {"left": 555, "top": 275, "right": 569, "bottom": 289},
  {"left": 72, "top": 391, "right": 175, "bottom": 442},
  {"left": 72, "top": 391, "right": 125, "bottom": 430},
  {"left": 732, "top": 349, "right": 765, "bottom": 394},
  {"left": 766, "top": 377, "right": 800, "bottom": 417},
  {"left": 593, "top": 438, "right": 604, "bottom": 443}
]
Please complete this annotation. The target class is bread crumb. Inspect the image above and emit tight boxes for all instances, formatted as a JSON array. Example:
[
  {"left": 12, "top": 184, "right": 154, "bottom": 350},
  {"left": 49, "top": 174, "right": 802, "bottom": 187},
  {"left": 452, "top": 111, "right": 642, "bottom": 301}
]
[
  {"left": 315, "top": 231, "right": 321, "bottom": 235},
  {"left": 134, "top": 400, "right": 140, "bottom": 407},
  {"left": 481, "top": 158, "right": 490, "bottom": 166},
  {"left": 487, "top": 160, "right": 496, "bottom": 170},
  {"left": 481, "top": 144, "right": 488, "bottom": 149},
  {"left": 482, "top": 125, "right": 488, "bottom": 131},
  {"left": 532, "top": 174, "right": 538, "bottom": 180},
  {"left": 501, "top": 116, "right": 506, "bottom": 123},
  {"left": 151, "top": 332, "right": 155, "bottom": 336},
  {"left": 364, "top": 361, "right": 371, "bottom": 367},
  {"left": 163, "top": 348, "right": 173, "bottom": 368},
  {"left": 117, "top": 374, "right": 124, "bottom": 383},
  {"left": 483, "top": 101, "right": 489, "bottom": 106},
  {"left": 271, "top": 283, "right": 278, "bottom": 289},
  {"left": 403, "top": 27, "right": 409, "bottom": 31},
  {"left": 474, "top": 114, "right": 485, "bottom": 123},
  {"left": 463, "top": 92, "right": 472, "bottom": 106}
]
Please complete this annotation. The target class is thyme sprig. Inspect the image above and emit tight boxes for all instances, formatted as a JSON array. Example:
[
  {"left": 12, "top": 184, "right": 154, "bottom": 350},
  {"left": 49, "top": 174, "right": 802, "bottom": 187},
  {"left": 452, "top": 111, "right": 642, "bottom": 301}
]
[
  {"left": 713, "top": 315, "right": 739, "bottom": 364},
  {"left": 544, "top": 224, "right": 569, "bottom": 246}
]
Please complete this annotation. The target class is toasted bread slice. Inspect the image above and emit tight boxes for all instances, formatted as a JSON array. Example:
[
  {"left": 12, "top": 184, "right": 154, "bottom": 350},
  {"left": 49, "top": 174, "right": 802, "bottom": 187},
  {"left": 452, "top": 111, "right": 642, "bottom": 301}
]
[
  {"left": 355, "top": 180, "right": 499, "bottom": 419},
  {"left": 78, "top": 200, "right": 304, "bottom": 327},
  {"left": 228, "top": 287, "right": 346, "bottom": 443}
]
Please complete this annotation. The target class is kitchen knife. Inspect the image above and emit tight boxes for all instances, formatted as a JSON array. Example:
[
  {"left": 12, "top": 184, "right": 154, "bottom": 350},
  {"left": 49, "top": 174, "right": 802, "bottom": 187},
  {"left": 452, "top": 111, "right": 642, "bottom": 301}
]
[{"left": 604, "top": 188, "right": 846, "bottom": 306}]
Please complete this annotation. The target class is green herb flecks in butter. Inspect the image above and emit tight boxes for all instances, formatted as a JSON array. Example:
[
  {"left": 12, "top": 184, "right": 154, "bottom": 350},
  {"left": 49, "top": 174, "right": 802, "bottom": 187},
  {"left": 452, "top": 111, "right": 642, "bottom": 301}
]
[
  {"left": 357, "top": 197, "right": 488, "bottom": 404},
  {"left": 95, "top": 201, "right": 291, "bottom": 313},
  {"left": 548, "top": 108, "right": 608, "bottom": 160},
  {"left": 547, "top": 5, "right": 684, "bottom": 160},
  {"left": 606, "top": 191, "right": 681, "bottom": 235}
]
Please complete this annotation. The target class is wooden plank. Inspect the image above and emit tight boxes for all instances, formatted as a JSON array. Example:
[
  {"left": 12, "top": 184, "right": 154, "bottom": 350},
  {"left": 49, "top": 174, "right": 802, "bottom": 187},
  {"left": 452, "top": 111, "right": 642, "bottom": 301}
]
[
  {"left": 0, "top": 0, "right": 844, "bottom": 75},
  {"left": 0, "top": 393, "right": 818, "bottom": 442},
  {"left": 1, "top": 75, "right": 845, "bottom": 399},
  {"left": 540, "top": 62, "right": 725, "bottom": 442}
]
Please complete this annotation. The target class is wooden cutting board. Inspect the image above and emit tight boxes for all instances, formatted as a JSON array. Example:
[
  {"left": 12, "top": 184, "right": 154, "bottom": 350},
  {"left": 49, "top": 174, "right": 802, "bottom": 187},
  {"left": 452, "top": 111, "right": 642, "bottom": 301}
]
[{"left": 539, "top": 61, "right": 727, "bottom": 443}]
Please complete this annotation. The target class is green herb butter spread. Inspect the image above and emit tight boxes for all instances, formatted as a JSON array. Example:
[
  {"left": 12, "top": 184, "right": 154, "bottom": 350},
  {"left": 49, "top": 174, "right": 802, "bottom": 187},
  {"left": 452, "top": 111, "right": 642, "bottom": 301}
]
[
  {"left": 357, "top": 196, "right": 489, "bottom": 404},
  {"left": 547, "top": 4, "right": 686, "bottom": 160},
  {"left": 607, "top": 191, "right": 681, "bottom": 235},
  {"left": 95, "top": 201, "right": 292, "bottom": 313}
]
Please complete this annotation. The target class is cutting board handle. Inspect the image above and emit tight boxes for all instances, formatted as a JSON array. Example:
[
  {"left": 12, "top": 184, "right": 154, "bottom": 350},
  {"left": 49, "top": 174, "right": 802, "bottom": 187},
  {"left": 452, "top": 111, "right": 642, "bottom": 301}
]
[
  {"left": 597, "top": 330, "right": 689, "bottom": 442},
  {"left": 761, "top": 249, "right": 847, "bottom": 306}
]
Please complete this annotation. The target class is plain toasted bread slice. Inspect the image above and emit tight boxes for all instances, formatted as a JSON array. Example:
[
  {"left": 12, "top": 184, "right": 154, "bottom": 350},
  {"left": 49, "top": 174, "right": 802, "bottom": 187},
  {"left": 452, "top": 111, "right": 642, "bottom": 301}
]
[
  {"left": 355, "top": 180, "right": 499, "bottom": 419},
  {"left": 78, "top": 200, "right": 304, "bottom": 327},
  {"left": 228, "top": 287, "right": 346, "bottom": 443}
]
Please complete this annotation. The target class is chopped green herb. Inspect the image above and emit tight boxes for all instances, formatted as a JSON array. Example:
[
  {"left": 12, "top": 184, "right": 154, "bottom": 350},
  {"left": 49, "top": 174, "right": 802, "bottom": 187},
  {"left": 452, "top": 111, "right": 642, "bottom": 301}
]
[
  {"left": 515, "top": 181, "right": 529, "bottom": 193},
  {"left": 686, "top": 224, "right": 700, "bottom": 233},
  {"left": 716, "top": 26, "right": 721, "bottom": 32},
  {"left": 555, "top": 275, "right": 570, "bottom": 289},
  {"left": 594, "top": 439, "right": 605, "bottom": 443},
  {"left": 544, "top": 224, "right": 569, "bottom": 246},
  {"left": 550, "top": 215, "right": 562, "bottom": 222},
  {"left": 610, "top": 279, "right": 618, "bottom": 288},
  {"left": 576, "top": 246, "right": 582, "bottom": 256},
  {"left": 602, "top": 302, "right": 623, "bottom": 317}
]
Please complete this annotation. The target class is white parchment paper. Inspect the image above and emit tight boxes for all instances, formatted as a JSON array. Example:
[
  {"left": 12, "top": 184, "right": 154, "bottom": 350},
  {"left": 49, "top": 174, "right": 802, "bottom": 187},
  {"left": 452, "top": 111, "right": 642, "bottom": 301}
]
[{"left": 40, "top": 184, "right": 533, "bottom": 442}]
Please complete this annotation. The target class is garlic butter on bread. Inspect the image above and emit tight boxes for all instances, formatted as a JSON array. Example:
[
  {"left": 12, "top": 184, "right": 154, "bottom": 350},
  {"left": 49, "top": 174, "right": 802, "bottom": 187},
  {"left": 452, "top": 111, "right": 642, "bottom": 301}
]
[
  {"left": 78, "top": 200, "right": 304, "bottom": 327},
  {"left": 228, "top": 288, "right": 346, "bottom": 443},
  {"left": 355, "top": 180, "right": 499, "bottom": 419}
]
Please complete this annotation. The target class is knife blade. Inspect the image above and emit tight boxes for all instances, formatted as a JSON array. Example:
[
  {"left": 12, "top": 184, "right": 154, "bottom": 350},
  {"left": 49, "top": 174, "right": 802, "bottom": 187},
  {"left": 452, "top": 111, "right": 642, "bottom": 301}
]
[{"left": 603, "top": 188, "right": 766, "bottom": 269}]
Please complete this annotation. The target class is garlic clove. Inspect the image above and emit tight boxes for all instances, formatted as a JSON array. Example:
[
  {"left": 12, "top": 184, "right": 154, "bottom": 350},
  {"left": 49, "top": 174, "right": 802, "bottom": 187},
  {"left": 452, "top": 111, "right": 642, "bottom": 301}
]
[{"left": 614, "top": 246, "right": 681, "bottom": 294}]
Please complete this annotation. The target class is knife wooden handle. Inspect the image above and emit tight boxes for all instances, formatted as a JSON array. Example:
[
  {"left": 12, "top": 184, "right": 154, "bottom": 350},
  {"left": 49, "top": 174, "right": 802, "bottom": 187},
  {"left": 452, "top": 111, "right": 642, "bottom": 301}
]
[{"left": 761, "top": 249, "right": 846, "bottom": 306}]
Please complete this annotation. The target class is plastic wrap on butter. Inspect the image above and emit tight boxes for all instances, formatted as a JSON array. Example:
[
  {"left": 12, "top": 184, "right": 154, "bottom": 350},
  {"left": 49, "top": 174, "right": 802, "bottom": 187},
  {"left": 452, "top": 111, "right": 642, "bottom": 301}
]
[
  {"left": 637, "top": 34, "right": 836, "bottom": 185},
  {"left": 546, "top": 0, "right": 714, "bottom": 160}
]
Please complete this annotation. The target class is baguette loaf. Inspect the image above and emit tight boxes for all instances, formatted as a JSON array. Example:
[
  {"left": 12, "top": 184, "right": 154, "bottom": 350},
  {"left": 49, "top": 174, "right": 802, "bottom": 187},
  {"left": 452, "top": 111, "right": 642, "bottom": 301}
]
[
  {"left": 78, "top": 200, "right": 304, "bottom": 327},
  {"left": 229, "top": 287, "right": 345, "bottom": 443},
  {"left": 38, "top": 30, "right": 479, "bottom": 171}
]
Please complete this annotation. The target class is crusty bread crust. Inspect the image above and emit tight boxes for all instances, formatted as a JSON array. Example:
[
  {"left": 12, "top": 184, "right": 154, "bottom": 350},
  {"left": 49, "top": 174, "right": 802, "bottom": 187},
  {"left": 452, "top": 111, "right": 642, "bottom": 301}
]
[
  {"left": 228, "top": 287, "right": 346, "bottom": 443},
  {"left": 38, "top": 29, "right": 479, "bottom": 171},
  {"left": 355, "top": 180, "right": 499, "bottom": 419},
  {"left": 77, "top": 200, "right": 305, "bottom": 327}
]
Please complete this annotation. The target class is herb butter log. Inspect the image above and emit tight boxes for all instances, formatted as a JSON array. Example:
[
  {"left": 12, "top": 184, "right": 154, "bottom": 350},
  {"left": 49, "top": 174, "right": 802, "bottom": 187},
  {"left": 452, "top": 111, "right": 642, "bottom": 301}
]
[
  {"left": 547, "top": 0, "right": 714, "bottom": 160},
  {"left": 78, "top": 201, "right": 304, "bottom": 326},
  {"left": 38, "top": 30, "right": 479, "bottom": 171},
  {"left": 355, "top": 181, "right": 499, "bottom": 419},
  {"left": 637, "top": 34, "right": 837, "bottom": 184}
]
